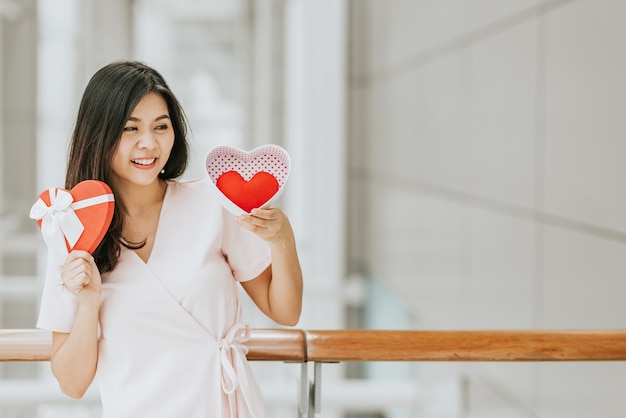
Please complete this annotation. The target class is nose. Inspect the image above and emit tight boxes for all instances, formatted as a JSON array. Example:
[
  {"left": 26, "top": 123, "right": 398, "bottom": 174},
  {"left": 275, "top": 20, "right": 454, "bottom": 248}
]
[{"left": 137, "top": 131, "right": 158, "bottom": 150}]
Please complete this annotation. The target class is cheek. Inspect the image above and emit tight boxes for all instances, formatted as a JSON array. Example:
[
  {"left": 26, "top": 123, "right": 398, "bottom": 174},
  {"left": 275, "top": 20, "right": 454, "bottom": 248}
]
[
  {"left": 109, "top": 154, "right": 124, "bottom": 177},
  {"left": 110, "top": 142, "right": 130, "bottom": 173},
  {"left": 162, "top": 135, "right": 176, "bottom": 158}
]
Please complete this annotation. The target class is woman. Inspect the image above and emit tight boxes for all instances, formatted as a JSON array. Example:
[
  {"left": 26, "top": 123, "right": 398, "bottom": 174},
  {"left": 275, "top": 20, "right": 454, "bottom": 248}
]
[{"left": 36, "top": 61, "right": 303, "bottom": 418}]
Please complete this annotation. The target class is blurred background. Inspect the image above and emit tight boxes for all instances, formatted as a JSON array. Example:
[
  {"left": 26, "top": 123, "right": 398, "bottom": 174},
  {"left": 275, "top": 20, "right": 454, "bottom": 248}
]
[{"left": 1, "top": 0, "right": 626, "bottom": 417}]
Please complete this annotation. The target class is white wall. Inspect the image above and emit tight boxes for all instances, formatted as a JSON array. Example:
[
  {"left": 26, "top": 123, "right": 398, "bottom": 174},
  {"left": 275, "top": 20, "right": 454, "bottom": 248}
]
[
  {"left": 7, "top": 0, "right": 626, "bottom": 416},
  {"left": 348, "top": 0, "right": 626, "bottom": 417},
  {"left": 2, "top": 0, "right": 37, "bottom": 215}
]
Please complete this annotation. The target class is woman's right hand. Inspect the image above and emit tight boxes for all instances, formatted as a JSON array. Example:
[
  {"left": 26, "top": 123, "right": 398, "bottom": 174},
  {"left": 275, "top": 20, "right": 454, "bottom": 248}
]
[
  {"left": 53, "top": 250, "right": 102, "bottom": 398},
  {"left": 60, "top": 251, "right": 102, "bottom": 305}
]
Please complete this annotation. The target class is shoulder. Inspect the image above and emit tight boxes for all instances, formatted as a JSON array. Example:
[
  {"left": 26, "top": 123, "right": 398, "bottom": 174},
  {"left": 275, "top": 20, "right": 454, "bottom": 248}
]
[
  {"left": 165, "top": 177, "right": 226, "bottom": 217},
  {"left": 165, "top": 178, "right": 212, "bottom": 201},
  {"left": 166, "top": 177, "right": 211, "bottom": 192}
]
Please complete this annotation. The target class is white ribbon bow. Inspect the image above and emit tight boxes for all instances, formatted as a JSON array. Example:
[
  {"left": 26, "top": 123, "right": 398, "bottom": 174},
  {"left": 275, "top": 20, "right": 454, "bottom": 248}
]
[{"left": 29, "top": 189, "right": 85, "bottom": 255}]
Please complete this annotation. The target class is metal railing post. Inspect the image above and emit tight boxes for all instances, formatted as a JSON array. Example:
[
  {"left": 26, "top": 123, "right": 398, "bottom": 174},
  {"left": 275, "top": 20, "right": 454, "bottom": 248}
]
[
  {"left": 298, "top": 362, "right": 309, "bottom": 417},
  {"left": 298, "top": 361, "right": 323, "bottom": 417},
  {"left": 312, "top": 362, "right": 322, "bottom": 415}
]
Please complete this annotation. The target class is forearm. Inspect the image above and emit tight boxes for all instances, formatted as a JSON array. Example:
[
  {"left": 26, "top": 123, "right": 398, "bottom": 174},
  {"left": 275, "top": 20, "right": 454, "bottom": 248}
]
[
  {"left": 268, "top": 237, "right": 303, "bottom": 326},
  {"left": 51, "top": 302, "right": 100, "bottom": 398},
  {"left": 237, "top": 207, "right": 304, "bottom": 325}
]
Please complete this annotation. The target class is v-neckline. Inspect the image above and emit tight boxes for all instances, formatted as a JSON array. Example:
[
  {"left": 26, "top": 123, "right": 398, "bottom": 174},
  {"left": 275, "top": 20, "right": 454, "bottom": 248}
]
[{"left": 127, "top": 181, "right": 171, "bottom": 266}]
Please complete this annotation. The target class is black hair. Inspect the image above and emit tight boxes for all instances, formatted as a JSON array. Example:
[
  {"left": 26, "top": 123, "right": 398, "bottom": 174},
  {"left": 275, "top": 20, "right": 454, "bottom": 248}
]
[{"left": 65, "top": 61, "right": 189, "bottom": 273}]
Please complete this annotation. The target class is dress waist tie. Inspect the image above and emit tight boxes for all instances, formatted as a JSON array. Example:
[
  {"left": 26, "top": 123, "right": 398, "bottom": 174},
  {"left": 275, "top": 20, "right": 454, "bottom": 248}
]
[{"left": 219, "top": 322, "right": 256, "bottom": 418}]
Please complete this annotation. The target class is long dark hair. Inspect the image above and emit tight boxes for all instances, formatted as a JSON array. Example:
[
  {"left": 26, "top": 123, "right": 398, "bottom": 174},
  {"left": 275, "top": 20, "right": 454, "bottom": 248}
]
[{"left": 65, "top": 61, "right": 189, "bottom": 273}]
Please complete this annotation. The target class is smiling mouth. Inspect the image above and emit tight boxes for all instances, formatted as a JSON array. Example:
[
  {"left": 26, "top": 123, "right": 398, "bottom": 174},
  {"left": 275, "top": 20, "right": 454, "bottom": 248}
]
[{"left": 131, "top": 158, "right": 157, "bottom": 166}]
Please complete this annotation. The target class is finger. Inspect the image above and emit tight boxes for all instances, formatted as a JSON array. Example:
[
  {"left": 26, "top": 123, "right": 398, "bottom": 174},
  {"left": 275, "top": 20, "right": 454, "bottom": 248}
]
[
  {"left": 236, "top": 218, "right": 266, "bottom": 235},
  {"left": 250, "top": 207, "right": 280, "bottom": 220},
  {"left": 62, "top": 260, "right": 92, "bottom": 287},
  {"left": 64, "top": 276, "right": 88, "bottom": 294},
  {"left": 69, "top": 250, "right": 95, "bottom": 265},
  {"left": 63, "top": 259, "right": 91, "bottom": 279},
  {"left": 63, "top": 252, "right": 93, "bottom": 272},
  {"left": 66, "top": 275, "right": 89, "bottom": 291},
  {"left": 237, "top": 214, "right": 268, "bottom": 228},
  {"left": 66, "top": 250, "right": 92, "bottom": 262}
]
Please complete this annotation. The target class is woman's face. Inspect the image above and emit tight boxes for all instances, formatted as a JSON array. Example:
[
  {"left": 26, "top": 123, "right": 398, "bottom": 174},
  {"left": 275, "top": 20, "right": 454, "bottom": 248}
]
[{"left": 110, "top": 92, "right": 174, "bottom": 190}]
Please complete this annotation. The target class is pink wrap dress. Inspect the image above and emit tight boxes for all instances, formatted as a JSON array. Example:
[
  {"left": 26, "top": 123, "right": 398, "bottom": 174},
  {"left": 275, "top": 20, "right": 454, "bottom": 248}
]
[{"left": 37, "top": 178, "right": 272, "bottom": 418}]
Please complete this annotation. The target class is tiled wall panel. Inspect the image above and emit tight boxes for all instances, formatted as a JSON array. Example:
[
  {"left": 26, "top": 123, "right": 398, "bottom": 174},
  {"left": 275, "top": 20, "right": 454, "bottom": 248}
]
[{"left": 348, "top": 0, "right": 626, "bottom": 416}]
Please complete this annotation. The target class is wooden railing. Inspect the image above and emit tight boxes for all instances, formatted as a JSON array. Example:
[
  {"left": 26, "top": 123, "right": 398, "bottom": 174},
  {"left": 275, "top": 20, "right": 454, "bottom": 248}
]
[
  {"left": 3, "top": 328, "right": 626, "bottom": 416},
  {"left": 304, "top": 329, "right": 626, "bottom": 361},
  {"left": 5, "top": 328, "right": 626, "bottom": 362},
  {"left": 0, "top": 329, "right": 309, "bottom": 362}
]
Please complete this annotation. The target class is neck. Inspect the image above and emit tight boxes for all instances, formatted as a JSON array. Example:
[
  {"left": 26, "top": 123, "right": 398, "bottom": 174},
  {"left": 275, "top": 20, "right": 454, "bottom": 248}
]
[{"left": 115, "top": 179, "right": 168, "bottom": 218}]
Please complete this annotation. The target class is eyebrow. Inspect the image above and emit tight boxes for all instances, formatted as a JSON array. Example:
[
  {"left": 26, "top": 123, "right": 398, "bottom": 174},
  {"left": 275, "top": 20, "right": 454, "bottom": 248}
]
[{"left": 127, "top": 114, "right": 171, "bottom": 122}]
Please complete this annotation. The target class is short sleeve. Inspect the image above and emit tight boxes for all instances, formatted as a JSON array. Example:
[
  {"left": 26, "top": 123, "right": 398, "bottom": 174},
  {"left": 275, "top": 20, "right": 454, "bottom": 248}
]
[
  {"left": 221, "top": 209, "right": 272, "bottom": 282},
  {"left": 36, "top": 252, "right": 79, "bottom": 333}
]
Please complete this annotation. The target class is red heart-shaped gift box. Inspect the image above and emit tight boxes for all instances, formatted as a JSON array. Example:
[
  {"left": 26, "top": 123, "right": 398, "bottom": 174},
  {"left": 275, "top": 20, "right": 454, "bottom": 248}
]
[
  {"left": 30, "top": 180, "right": 115, "bottom": 254},
  {"left": 205, "top": 144, "right": 290, "bottom": 215}
]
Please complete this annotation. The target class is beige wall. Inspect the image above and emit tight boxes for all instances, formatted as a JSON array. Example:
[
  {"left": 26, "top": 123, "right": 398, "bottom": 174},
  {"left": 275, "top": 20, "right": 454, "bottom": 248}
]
[
  {"left": 348, "top": 0, "right": 626, "bottom": 416},
  {"left": 1, "top": 0, "right": 37, "bottom": 219},
  {"left": 3, "top": 0, "right": 626, "bottom": 415}
]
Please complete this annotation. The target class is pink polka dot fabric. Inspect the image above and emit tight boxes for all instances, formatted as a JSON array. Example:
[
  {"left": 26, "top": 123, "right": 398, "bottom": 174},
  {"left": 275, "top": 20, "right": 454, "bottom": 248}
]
[
  {"left": 204, "top": 144, "right": 291, "bottom": 215},
  {"left": 205, "top": 145, "right": 290, "bottom": 186}
]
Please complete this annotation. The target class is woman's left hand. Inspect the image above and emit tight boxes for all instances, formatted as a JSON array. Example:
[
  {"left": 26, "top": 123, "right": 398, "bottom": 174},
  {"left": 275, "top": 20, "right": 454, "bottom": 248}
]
[{"left": 235, "top": 207, "right": 294, "bottom": 244}]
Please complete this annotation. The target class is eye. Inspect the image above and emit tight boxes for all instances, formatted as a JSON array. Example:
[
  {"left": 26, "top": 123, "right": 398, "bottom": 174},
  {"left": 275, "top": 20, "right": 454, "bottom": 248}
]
[
  {"left": 123, "top": 126, "right": 138, "bottom": 132},
  {"left": 155, "top": 124, "right": 169, "bottom": 131}
]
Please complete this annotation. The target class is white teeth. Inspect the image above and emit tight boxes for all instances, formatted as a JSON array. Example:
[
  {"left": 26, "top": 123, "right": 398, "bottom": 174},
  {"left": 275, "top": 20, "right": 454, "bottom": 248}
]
[{"left": 132, "top": 158, "right": 156, "bottom": 165}]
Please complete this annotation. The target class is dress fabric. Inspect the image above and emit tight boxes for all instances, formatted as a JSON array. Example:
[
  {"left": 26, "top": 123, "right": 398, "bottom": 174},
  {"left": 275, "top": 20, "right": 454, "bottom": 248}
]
[{"left": 37, "top": 178, "right": 272, "bottom": 418}]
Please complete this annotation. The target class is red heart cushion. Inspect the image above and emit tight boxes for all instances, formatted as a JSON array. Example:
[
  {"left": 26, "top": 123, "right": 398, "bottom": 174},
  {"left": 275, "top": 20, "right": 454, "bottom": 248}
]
[
  {"left": 34, "top": 180, "right": 115, "bottom": 253},
  {"left": 216, "top": 171, "right": 279, "bottom": 213},
  {"left": 205, "top": 144, "right": 290, "bottom": 215}
]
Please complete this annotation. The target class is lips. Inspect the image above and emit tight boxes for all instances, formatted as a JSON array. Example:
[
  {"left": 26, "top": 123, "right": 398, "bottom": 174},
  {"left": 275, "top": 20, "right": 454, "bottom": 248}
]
[{"left": 131, "top": 158, "right": 157, "bottom": 168}]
